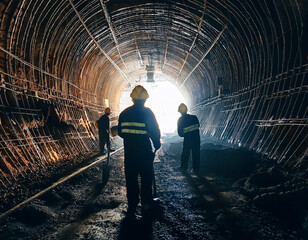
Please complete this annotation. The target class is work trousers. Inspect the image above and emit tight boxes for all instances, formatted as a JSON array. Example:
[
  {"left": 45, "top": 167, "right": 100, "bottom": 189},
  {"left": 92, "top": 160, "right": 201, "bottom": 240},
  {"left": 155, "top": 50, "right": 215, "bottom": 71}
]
[
  {"left": 99, "top": 132, "right": 110, "bottom": 153},
  {"left": 124, "top": 148, "right": 154, "bottom": 211},
  {"left": 181, "top": 136, "right": 200, "bottom": 173}
]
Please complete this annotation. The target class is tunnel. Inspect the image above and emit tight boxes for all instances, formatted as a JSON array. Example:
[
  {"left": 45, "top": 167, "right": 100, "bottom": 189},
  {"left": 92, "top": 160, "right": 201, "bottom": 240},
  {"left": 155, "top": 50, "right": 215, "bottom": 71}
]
[{"left": 0, "top": 0, "right": 308, "bottom": 238}]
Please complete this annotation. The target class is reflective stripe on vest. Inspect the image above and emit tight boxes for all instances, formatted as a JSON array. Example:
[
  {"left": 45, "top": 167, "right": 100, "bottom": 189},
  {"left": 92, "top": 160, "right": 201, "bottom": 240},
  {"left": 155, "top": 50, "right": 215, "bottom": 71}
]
[
  {"left": 121, "top": 129, "right": 148, "bottom": 134},
  {"left": 183, "top": 124, "right": 199, "bottom": 133},
  {"left": 121, "top": 122, "right": 146, "bottom": 127},
  {"left": 120, "top": 122, "right": 147, "bottom": 135}
]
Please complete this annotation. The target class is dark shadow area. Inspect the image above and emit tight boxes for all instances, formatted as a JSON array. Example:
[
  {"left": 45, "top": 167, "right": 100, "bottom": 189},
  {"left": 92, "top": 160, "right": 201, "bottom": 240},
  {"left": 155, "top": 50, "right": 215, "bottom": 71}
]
[
  {"left": 7, "top": 164, "right": 109, "bottom": 229},
  {"left": 200, "top": 144, "right": 259, "bottom": 180},
  {"left": 102, "top": 163, "right": 111, "bottom": 185},
  {"left": 183, "top": 173, "right": 229, "bottom": 210},
  {"left": 12, "top": 202, "right": 55, "bottom": 227},
  {"left": 163, "top": 136, "right": 308, "bottom": 239},
  {"left": 118, "top": 216, "right": 153, "bottom": 240},
  {"left": 117, "top": 187, "right": 164, "bottom": 239},
  {"left": 183, "top": 172, "right": 251, "bottom": 240},
  {"left": 167, "top": 138, "right": 259, "bottom": 180},
  {"left": 57, "top": 176, "right": 112, "bottom": 240},
  {"left": 253, "top": 183, "right": 308, "bottom": 227}
]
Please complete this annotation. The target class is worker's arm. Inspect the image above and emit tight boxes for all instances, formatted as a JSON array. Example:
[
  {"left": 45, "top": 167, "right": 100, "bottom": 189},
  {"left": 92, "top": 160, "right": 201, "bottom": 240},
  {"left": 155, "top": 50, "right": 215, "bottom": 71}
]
[
  {"left": 118, "top": 114, "right": 124, "bottom": 138},
  {"left": 147, "top": 110, "right": 161, "bottom": 150},
  {"left": 105, "top": 117, "right": 110, "bottom": 133},
  {"left": 177, "top": 117, "right": 184, "bottom": 137}
]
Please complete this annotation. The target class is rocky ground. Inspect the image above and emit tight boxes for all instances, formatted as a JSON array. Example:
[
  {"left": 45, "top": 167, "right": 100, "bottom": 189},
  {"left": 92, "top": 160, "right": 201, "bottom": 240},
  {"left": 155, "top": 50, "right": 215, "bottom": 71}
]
[{"left": 0, "top": 134, "right": 307, "bottom": 240}]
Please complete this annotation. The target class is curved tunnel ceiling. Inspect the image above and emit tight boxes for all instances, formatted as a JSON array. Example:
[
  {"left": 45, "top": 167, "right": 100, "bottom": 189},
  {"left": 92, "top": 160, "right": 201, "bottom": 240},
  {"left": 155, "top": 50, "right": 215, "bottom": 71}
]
[{"left": 0, "top": 0, "right": 307, "bottom": 187}]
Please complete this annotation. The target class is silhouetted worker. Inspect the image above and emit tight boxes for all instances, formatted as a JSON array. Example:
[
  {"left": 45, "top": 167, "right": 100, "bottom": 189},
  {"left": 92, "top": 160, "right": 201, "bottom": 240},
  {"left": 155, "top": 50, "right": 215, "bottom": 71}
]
[
  {"left": 118, "top": 85, "right": 161, "bottom": 219},
  {"left": 177, "top": 103, "right": 200, "bottom": 174},
  {"left": 96, "top": 107, "right": 114, "bottom": 155}
]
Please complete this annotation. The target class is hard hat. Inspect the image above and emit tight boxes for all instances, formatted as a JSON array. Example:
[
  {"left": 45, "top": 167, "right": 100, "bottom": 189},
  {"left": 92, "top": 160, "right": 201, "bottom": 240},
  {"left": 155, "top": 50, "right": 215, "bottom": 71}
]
[
  {"left": 130, "top": 85, "right": 149, "bottom": 100},
  {"left": 178, "top": 103, "right": 188, "bottom": 113},
  {"left": 105, "top": 107, "right": 111, "bottom": 114}
]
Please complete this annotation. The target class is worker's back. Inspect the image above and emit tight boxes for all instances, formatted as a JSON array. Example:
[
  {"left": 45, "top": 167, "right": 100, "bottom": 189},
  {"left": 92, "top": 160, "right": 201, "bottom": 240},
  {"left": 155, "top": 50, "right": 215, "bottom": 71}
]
[
  {"left": 118, "top": 104, "right": 160, "bottom": 151},
  {"left": 98, "top": 113, "right": 109, "bottom": 134},
  {"left": 177, "top": 113, "right": 200, "bottom": 138}
]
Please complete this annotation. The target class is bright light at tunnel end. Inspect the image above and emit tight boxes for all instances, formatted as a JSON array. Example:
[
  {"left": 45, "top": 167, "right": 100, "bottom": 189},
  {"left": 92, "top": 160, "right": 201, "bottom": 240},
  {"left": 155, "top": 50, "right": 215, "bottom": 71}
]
[
  {"left": 120, "top": 81, "right": 187, "bottom": 135},
  {"left": 146, "top": 81, "right": 187, "bottom": 134}
]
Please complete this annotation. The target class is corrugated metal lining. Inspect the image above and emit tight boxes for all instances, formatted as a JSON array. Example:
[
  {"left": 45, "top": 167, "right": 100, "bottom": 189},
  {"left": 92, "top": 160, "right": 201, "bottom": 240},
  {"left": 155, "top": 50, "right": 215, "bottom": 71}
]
[{"left": 0, "top": 0, "right": 307, "bottom": 188}]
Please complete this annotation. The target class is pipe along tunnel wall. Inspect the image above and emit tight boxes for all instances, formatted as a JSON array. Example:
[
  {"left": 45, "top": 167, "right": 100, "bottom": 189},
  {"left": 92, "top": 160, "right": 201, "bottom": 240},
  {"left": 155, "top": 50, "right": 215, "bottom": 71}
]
[{"left": 0, "top": 0, "right": 307, "bottom": 188}]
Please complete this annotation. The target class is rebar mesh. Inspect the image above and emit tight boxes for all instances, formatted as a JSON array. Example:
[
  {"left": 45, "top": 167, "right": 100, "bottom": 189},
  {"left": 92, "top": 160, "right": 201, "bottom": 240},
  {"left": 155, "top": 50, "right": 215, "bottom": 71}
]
[{"left": 0, "top": 0, "right": 307, "bottom": 188}]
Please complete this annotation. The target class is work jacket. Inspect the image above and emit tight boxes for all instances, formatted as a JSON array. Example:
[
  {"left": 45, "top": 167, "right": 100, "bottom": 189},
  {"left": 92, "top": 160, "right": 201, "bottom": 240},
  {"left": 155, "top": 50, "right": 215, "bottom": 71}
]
[
  {"left": 177, "top": 113, "right": 200, "bottom": 139},
  {"left": 118, "top": 103, "right": 161, "bottom": 151},
  {"left": 98, "top": 113, "right": 110, "bottom": 136}
]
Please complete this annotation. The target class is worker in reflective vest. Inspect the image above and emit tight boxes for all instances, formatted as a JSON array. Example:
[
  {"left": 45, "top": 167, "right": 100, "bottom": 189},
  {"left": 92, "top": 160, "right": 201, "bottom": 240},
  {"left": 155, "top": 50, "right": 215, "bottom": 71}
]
[
  {"left": 118, "top": 85, "right": 161, "bottom": 219},
  {"left": 177, "top": 103, "right": 200, "bottom": 174}
]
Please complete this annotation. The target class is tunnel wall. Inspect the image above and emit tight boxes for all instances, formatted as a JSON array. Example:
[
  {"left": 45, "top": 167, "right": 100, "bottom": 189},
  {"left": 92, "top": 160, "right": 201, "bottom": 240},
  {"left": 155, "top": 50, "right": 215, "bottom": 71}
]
[
  {"left": 191, "top": 1, "right": 308, "bottom": 169},
  {"left": 0, "top": 0, "right": 104, "bottom": 188}
]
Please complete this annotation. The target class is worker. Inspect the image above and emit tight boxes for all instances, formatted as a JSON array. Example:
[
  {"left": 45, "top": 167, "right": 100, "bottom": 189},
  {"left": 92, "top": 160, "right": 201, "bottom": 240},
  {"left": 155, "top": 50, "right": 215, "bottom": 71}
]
[
  {"left": 177, "top": 103, "right": 200, "bottom": 174},
  {"left": 118, "top": 85, "right": 161, "bottom": 219},
  {"left": 96, "top": 107, "right": 114, "bottom": 155}
]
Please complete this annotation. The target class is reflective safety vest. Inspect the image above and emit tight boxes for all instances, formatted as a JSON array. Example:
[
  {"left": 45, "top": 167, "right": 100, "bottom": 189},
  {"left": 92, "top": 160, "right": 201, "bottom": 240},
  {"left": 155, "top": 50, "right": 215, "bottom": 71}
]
[
  {"left": 183, "top": 123, "right": 199, "bottom": 134},
  {"left": 118, "top": 104, "right": 161, "bottom": 150},
  {"left": 177, "top": 113, "right": 200, "bottom": 138},
  {"left": 120, "top": 122, "right": 148, "bottom": 135}
]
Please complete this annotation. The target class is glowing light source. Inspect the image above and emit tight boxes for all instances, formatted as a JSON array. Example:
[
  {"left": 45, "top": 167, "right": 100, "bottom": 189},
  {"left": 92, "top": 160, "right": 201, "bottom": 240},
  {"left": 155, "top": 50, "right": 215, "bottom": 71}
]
[{"left": 145, "top": 81, "right": 186, "bottom": 134}]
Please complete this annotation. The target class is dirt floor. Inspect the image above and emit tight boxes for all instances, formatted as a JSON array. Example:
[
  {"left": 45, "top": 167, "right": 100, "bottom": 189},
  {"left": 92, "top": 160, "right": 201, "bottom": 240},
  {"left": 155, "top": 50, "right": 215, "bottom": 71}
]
[{"left": 0, "top": 134, "right": 308, "bottom": 240}]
